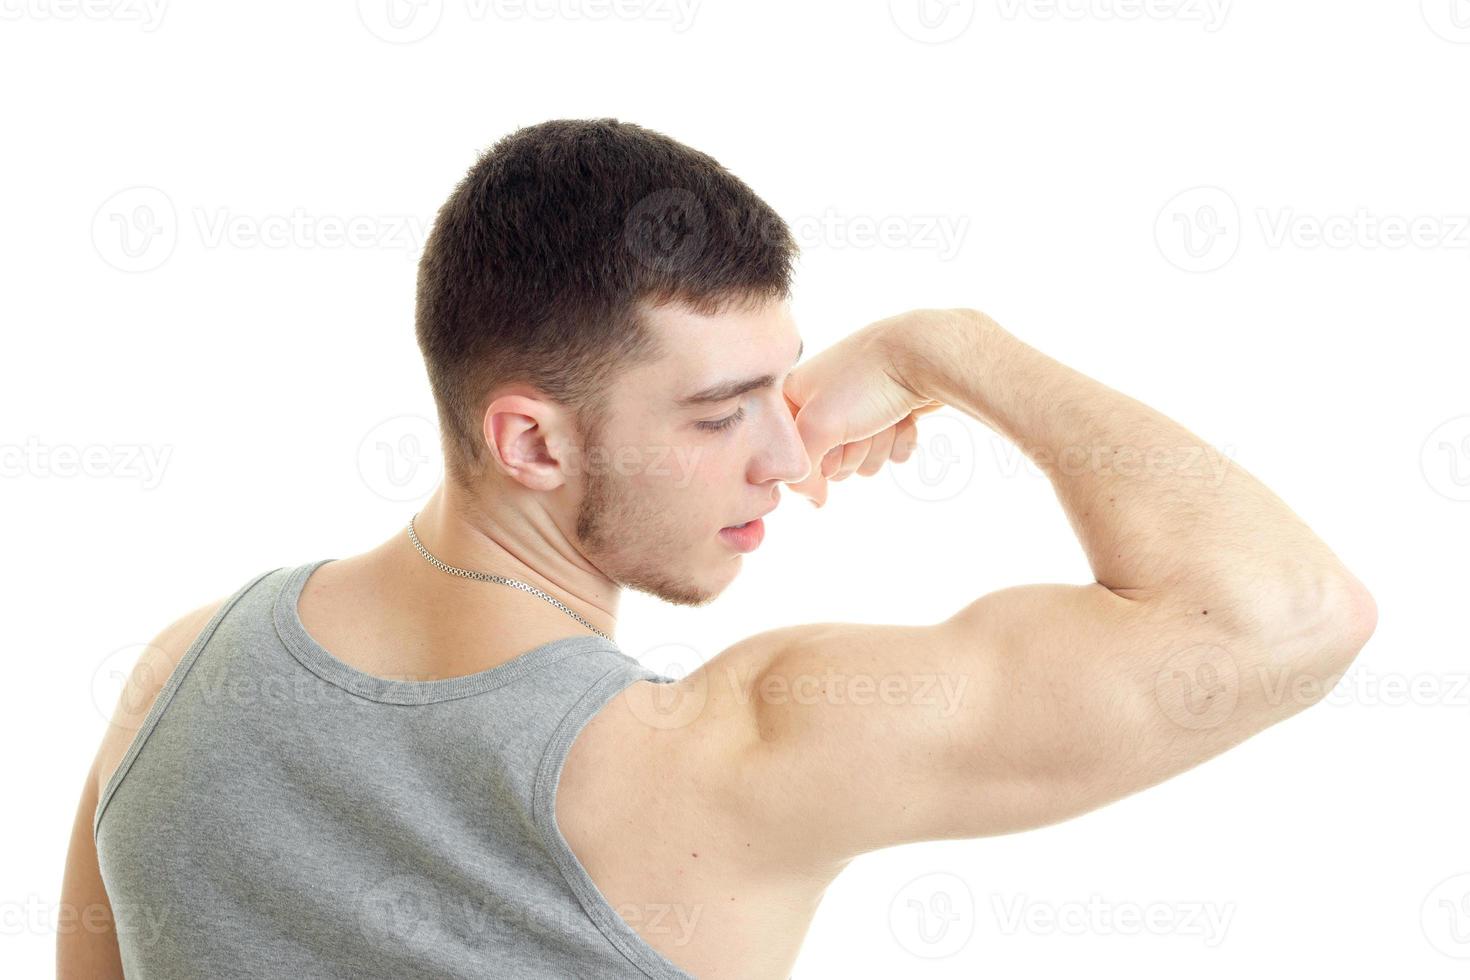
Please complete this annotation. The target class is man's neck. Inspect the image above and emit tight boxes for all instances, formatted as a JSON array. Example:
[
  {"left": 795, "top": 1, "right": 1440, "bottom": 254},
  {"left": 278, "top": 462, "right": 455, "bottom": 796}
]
[{"left": 374, "top": 484, "right": 620, "bottom": 642}]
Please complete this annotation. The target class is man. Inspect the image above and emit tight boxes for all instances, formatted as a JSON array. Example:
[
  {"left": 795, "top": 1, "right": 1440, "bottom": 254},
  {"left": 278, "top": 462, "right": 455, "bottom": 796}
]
[{"left": 59, "top": 118, "right": 1376, "bottom": 978}]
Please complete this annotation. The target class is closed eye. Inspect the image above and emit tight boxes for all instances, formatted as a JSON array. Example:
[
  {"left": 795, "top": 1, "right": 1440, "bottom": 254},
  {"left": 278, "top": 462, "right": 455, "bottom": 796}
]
[{"left": 697, "top": 406, "right": 746, "bottom": 433}]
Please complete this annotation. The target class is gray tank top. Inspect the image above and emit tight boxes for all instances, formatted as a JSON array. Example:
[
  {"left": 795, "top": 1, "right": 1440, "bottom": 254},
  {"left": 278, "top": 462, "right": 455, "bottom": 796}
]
[{"left": 93, "top": 558, "right": 697, "bottom": 980}]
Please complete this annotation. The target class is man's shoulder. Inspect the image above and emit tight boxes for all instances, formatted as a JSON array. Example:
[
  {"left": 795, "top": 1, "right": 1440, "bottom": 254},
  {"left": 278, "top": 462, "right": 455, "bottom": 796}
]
[
  {"left": 557, "top": 620, "right": 861, "bottom": 863},
  {"left": 554, "top": 622, "right": 842, "bottom": 976},
  {"left": 91, "top": 594, "right": 234, "bottom": 802}
]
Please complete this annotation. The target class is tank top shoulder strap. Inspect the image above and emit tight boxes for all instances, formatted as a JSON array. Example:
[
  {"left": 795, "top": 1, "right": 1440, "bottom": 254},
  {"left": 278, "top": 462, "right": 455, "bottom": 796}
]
[
  {"left": 93, "top": 563, "right": 286, "bottom": 841},
  {"left": 529, "top": 639, "right": 686, "bottom": 978}
]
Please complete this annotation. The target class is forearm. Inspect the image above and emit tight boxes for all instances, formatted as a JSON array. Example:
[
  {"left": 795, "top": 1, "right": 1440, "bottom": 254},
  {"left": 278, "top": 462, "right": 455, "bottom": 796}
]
[{"left": 891, "top": 309, "right": 1370, "bottom": 633}]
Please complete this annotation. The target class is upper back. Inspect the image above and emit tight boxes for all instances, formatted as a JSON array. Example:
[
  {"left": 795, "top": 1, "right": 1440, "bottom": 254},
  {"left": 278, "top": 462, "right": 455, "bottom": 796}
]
[
  {"left": 89, "top": 560, "right": 1362, "bottom": 979},
  {"left": 92, "top": 558, "right": 698, "bottom": 979}
]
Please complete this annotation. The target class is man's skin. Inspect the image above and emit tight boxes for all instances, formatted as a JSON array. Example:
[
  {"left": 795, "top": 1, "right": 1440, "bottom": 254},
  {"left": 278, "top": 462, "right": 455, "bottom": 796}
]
[{"left": 59, "top": 304, "right": 1377, "bottom": 978}]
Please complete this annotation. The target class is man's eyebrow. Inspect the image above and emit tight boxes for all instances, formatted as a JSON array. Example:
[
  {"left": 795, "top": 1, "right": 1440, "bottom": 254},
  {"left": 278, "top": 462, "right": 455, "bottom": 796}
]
[{"left": 674, "top": 338, "right": 804, "bottom": 408}]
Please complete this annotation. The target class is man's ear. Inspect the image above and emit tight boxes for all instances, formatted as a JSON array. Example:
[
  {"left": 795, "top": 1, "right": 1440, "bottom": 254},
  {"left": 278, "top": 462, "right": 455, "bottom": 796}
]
[{"left": 482, "top": 393, "right": 579, "bottom": 492}]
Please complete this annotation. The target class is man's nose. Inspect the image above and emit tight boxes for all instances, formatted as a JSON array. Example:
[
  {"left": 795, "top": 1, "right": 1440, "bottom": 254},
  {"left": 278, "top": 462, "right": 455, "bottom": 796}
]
[{"left": 767, "top": 394, "right": 815, "bottom": 486}]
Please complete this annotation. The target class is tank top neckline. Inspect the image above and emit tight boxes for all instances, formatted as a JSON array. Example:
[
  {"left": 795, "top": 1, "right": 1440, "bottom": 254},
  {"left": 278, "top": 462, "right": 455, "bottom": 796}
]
[{"left": 272, "top": 558, "right": 626, "bottom": 705}]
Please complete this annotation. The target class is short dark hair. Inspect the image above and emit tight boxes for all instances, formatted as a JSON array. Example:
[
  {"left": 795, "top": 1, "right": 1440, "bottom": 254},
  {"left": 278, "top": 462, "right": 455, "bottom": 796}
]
[{"left": 414, "top": 118, "right": 799, "bottom": 489}]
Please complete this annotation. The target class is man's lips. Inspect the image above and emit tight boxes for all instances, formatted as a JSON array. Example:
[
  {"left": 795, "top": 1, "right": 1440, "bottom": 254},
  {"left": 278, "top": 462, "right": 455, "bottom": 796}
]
[
  {"left": 723, "top": 502, "right": 778, "bottom": 529},
  {"left": 718, "top": 518, "right": 765, "bottom": 552}
]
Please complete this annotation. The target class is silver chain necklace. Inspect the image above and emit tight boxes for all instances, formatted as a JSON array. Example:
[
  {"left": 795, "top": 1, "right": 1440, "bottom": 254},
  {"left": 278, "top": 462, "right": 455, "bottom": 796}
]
[{"left": 405, "top": 511, "right": 611, "bottom": 641}]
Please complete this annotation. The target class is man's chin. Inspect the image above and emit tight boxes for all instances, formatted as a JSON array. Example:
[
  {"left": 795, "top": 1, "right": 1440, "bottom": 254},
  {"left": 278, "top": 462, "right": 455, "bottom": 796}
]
[{"left": 619, "top": 562, "right": 728, "bottom": 609}]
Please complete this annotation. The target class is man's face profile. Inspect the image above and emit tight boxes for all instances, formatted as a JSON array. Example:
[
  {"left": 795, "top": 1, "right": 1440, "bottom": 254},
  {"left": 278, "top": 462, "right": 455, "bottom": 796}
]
[{"left": 569, "top": 298, "right": 809, "bottom": 607}]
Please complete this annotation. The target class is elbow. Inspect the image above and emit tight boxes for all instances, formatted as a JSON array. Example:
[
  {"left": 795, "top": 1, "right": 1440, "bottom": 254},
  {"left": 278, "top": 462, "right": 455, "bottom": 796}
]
[
  {"left": 1308, "top": 564, "right": 1377, "bottom": 657},
  {"left": 1214, "top": 569, "right": 1375, "bottom": 723},
  {"left": 1309, "top": 574, "right": 1377, "bottom": 708},
  {"left": 1335, "top": 573, "right": 1377, "bottom": 660},
  {"left": 1260, "top": 568, "right": 1378, "bottom": 688}
]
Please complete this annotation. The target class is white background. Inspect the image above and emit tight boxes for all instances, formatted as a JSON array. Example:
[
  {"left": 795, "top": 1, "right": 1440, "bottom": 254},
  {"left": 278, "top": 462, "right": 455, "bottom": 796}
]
[{"left": 4, "top": 1, "right": 1467, "bottom": 976}]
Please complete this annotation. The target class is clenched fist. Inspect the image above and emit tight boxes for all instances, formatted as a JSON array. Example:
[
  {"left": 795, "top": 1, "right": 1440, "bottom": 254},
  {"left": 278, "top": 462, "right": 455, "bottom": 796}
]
[{"left": 781, "top": 310, "right": 958, "bottom": 508}]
